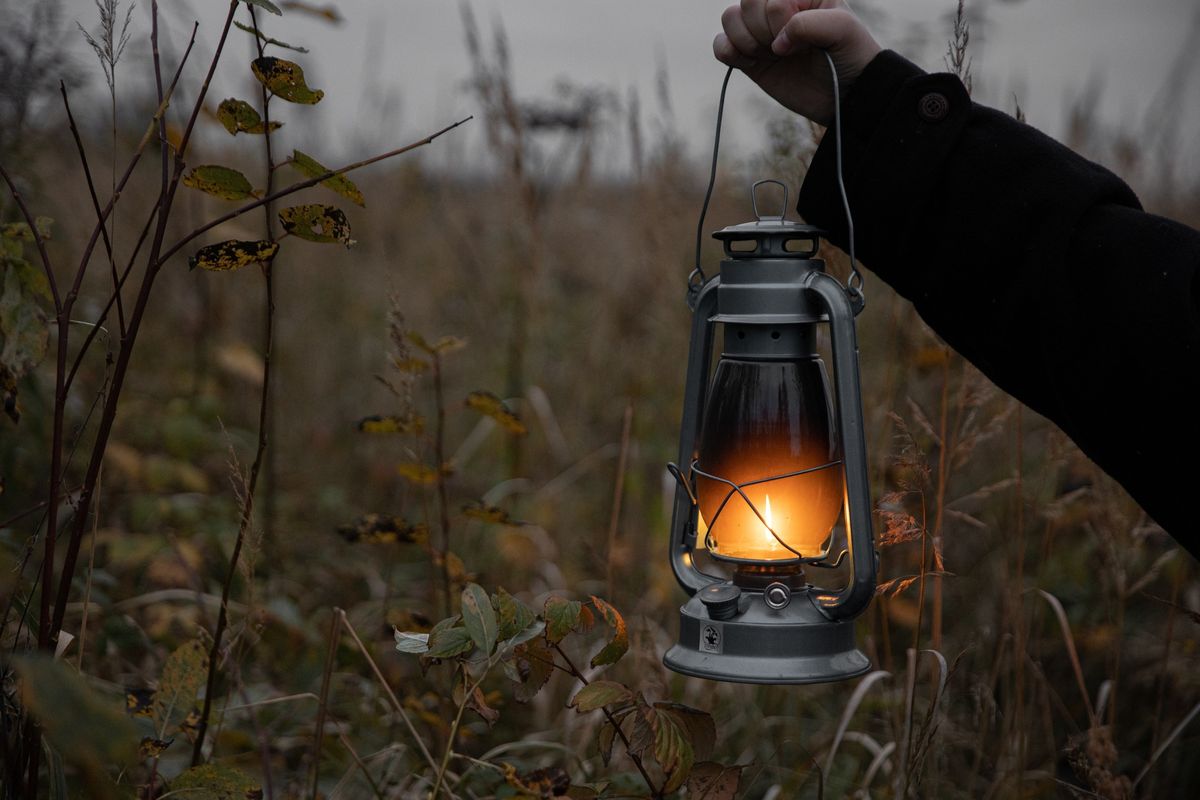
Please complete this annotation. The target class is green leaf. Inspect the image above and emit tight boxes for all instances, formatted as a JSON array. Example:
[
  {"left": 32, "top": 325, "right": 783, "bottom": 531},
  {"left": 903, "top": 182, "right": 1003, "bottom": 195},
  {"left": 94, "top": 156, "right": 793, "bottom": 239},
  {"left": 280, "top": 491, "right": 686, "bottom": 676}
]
[
  {"left": 289, "top": 150, "right": 364, "bottom": 206},
  {"left": 426, "top": 625, "right": 474, "bottom": 659},
  {"left": 251, "top": 56, "right": 324, "bottom": 104},
  {"left": 493, "top": 588, "right": 536, "bottom": 640},
  {"left": 171, "top": 763, "right": 262, "bottom": 799},
  {"left": 189, "top": 239, "right": 278, "bottom": 272},
  {"left": 569, "top": 680, "right": 633, "bottom": 713},
  {"left": 461, "top": 582, "right": 499, "bottom": 656},
  {"left": 589, "top": 596, "right": 629, "bottom": 668},
  {"left": 238, "top": 0, "right": 282, "bottom": 18},
  {"left": 1, "top": 259, "right": 51, "bottom": 422},
  {"left": 278, "top": 204, "right": 354, "bottom": 247},
  {"left": 10, "top": 258, "right": 52, "bottom": 303},
  {"left": 235, "top": 21, "right": 308, "bottom": 52},
  {"left": 216, "top": 98, "right": 282, "bottom": 135},
  {"left": 182, "top": 165, "right": 257, "bottom": 201},
  {"left": 654, "top": 709, "right": 695, "bottom": 794},
  {"left": 393, "top": 630, "right": 430, "bottom": 654},
  {"left": 465, "top": 390, "right": 527, "bottom": 435},
  {"left": 15, "top": 656, "right": 138, "bottom": 774},
  {"left": 155, "top": 639, "right": 208, "bottom": 731},
  {"left": 543, "top": 596, "right": 583, "bottom": 644},
  {"left": 654, "top": 702, "right": 716, "bottom": 761},
  {"left": 1, "top": 217, "right": 52, "bottom": 242}
]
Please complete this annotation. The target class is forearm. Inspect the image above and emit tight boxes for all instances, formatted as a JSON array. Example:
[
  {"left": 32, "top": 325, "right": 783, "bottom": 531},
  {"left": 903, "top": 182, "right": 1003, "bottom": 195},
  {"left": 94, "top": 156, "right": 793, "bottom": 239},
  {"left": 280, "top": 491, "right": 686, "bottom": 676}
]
[{"left": 797, "top": 50, "right": 1200, "bottom": 540}]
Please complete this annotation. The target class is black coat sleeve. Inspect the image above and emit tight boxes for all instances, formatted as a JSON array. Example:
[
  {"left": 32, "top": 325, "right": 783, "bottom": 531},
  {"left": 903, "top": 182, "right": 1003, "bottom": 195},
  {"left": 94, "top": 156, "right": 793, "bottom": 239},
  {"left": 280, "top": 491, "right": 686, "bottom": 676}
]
[{"left": 796, "top": 50, "right": 1200, "bottom": 548}]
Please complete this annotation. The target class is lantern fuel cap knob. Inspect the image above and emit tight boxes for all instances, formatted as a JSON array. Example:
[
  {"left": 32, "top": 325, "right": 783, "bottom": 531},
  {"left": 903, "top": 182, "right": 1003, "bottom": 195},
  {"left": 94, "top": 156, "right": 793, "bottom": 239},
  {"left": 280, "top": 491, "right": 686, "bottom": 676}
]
[
  {"left": 764, "top": 582, "right": 792, "bottom": 610},
  {"left": 699, "top": 583, "right": 742, "bottom": 620}
]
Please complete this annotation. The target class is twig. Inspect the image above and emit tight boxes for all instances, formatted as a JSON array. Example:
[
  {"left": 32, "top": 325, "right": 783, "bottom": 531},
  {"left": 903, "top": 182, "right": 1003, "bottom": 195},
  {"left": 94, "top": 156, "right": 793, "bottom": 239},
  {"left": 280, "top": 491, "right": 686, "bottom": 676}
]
[
  {"left": 605, "top": 403, "right": 633, "bottom": 599},
  {"left": 551, "top": 642, "right": 663, "bottom": 798},
  {"left": 310, "top": 613, "right": 341, "bottom": 799},
  {"left": 432, "top": 350, "right": 452, "bottom": 617},
  {"left": 335, "top": 609, "right": 442, "bottom": 778},
  {"left": 431, "top": 662, "right": 495, "bottom": 799},
  {"left": 60, "top": 82, "right": 124, "bottom": 336},
  {"left": 158, "top": 116, "right": 473, "bottom": 265}
]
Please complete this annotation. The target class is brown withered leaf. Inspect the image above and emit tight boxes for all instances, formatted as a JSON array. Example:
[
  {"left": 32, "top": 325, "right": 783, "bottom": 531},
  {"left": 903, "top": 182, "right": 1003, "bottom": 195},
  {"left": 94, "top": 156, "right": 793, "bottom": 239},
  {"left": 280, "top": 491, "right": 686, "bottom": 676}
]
[
  {"left": 686, "top": 762, "right": 744, "bottom": 800},
  {"left": 289, "top": 150, "right": 364, "bottom": 206},
  {"left": 189, "top": 239, "right": 278, "bottom": 272},
  {"left": 215, "top": 98, "right": 281, "bottom": 135},
  {"left": 512, "top": 637, "right": 556, "bottom": 703},
  {"left": 251, "top": 56, "right": 324, "bottom": 104},
  {"left": 503, "top": 763, "right": 571, "bottom": 798},
  {"left": 182, "top": 165, "right": 257, "bottom": 201},
  {"left": 356, "top": 413, "right": 424, "bottom": 434},
  {"left": 654, "top": 702, "right": 716, "bottom": 762},
  {"left": 278, "top": 204, "right": 354, "bottom": 247},
  {"left": 588, "top": 596, "right": 628, "bottom": 668},
  {"left": 465, "top": 390, "right": 526, "bottom": 435},
  {"left": 139, "top": 736, "right": 174, "bottom": 759},
  {"left": 465, "top": 685, "right": 500, "bottom": 727},
  {"left": 337, "top": 513, "right": 428, "bottom": 545},
  {"left": 462, "top": 500, "right": 526, "bottom": 527}
]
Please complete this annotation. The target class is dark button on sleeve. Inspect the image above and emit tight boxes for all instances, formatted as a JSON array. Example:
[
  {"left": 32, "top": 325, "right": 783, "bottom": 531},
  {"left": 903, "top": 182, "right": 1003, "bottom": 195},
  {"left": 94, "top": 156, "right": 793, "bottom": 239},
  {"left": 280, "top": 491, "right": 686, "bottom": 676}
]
[{"left": 918, "top": 92, "right": 950, "bottom": 122}]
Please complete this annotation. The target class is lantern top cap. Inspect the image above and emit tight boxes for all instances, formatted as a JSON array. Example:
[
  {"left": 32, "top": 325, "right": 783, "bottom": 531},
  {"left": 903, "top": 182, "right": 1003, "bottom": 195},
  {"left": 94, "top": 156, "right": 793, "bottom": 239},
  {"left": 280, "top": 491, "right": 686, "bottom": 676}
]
[{"left": 711, "top": 179, "right": 826, "bottom": 258}]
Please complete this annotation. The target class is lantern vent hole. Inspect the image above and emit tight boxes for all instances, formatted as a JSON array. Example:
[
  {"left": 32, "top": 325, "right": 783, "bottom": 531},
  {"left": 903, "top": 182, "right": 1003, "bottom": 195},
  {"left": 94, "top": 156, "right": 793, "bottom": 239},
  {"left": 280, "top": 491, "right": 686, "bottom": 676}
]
[
  {"left": 771, "top": 330, "right": 781, "bottom": 340},
  {"left": 729, "top": 239, "right": 758, "bottom": 253}
]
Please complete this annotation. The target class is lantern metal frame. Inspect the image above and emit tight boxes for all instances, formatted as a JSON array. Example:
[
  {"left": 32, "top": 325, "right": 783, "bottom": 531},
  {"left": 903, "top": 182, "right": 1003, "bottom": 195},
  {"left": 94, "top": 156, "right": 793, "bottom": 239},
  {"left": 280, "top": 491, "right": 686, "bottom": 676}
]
[{"left": 662, "top": 187, "right": 878, "bottom": 685}]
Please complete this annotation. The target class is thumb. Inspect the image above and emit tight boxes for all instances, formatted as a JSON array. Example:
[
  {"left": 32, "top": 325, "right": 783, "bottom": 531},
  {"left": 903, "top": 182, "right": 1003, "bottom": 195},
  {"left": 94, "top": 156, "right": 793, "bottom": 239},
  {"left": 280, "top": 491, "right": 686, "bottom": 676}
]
[{"left": 771, "top": 8, "right": 860, "bottom": 56}]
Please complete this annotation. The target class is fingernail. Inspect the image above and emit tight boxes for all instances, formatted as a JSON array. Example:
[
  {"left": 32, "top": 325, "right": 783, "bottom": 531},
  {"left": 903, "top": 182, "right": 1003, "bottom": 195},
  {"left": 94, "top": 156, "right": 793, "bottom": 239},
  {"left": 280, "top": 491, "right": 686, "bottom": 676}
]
[{"left": 771, "top": 31, "right": 791, "bottom": 55}]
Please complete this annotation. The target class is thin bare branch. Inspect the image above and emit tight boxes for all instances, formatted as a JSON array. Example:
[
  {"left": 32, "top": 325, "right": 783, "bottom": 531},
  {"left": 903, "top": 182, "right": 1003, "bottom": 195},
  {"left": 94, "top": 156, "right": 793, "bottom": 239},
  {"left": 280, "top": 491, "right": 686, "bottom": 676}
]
[{"left": 158, "top": 116, "right": 473, "bottom": 265}]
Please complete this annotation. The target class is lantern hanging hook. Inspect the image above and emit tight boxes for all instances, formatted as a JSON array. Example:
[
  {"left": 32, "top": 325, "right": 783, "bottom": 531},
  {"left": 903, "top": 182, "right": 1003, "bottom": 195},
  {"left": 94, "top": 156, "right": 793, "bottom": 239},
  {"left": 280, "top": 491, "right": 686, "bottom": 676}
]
[{"left": 691, "top": 52, "right": 864, "bottom": 313}]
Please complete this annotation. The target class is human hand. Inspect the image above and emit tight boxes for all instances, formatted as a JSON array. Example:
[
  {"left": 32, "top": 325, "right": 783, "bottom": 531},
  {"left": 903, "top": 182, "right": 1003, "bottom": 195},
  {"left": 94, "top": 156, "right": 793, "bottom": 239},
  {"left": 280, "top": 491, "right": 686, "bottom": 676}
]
[{"left": 714, "top": 1, "right": 882, "bottom": 126}]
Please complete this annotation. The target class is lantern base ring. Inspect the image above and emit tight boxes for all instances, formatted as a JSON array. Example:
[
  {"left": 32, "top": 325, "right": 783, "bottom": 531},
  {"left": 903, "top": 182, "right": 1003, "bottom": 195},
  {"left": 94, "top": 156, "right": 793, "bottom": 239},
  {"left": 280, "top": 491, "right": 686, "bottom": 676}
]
[{"left": 663, "top": 582, "right": 870, "bottom": 685}]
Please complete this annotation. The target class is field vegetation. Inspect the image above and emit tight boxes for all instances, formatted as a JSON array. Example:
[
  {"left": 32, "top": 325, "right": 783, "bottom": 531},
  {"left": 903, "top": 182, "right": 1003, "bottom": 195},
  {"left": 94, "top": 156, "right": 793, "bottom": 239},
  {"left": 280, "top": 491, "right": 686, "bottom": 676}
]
[{"left": 1, "top": 1, "right": 1197, "bottom": 798}]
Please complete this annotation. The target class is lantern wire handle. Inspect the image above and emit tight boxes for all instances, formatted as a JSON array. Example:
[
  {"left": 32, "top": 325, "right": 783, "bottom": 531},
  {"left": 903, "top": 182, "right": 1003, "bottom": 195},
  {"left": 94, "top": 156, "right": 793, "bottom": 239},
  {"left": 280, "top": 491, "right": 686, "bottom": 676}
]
[
  {"left": 688, "top": 66, "right": 734, "bottom": 307},
  {"left": 690, "top": 52, "right": 863, "bottom": 310}
]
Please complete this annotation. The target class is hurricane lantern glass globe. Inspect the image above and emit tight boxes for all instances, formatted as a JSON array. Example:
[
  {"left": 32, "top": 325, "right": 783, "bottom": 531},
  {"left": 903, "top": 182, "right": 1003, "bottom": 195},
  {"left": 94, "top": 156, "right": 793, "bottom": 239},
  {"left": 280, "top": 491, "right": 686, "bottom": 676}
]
[{"left": 696, "top": 356, "right": 842, "bottom": 562}]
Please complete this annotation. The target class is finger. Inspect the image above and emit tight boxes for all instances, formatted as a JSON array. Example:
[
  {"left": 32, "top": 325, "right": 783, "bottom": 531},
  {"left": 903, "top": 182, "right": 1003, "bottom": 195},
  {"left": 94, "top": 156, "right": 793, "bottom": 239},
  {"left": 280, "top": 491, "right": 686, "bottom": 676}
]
[
  {"left": 771, "top": 8, "right": 857, "bottom": 56},
  {"left": 721, "top": 4, "right": 766, "bottom": 58},
  {"left": 713, "top": 32, "right": 758, "bottom": 70},
  {"left": 740, "top": 0, "right": 774, "bottom": 48},
  {"left": 765, "top": 0, "right": 817, "bottom": 37}
]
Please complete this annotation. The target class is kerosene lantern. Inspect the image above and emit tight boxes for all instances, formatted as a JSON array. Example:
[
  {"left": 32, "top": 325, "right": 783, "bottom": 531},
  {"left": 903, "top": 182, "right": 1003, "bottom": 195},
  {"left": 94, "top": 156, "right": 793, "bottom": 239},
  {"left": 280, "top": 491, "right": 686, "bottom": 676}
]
[{"left": 663, "top": 180, "right": 877, "bottom": 684}]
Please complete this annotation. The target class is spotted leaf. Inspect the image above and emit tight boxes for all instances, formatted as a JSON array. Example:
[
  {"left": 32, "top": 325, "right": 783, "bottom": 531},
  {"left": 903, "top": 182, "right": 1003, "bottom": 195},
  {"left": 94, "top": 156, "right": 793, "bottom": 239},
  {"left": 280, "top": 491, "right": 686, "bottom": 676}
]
[
  {"left": 356, "top": 413, "right": 424, "bottom": 434},
  {"left": 462, "top": 500, "right": 525, "bottom": 527},
  {"left": 182, "top": 165, "right": 257, "bottom": 201},
  {"left": 337, "top": 513, "right": 428, "bottom": 544},
  {"left": 289, "top": 150, "right": 364, "bottom": 206},
  {"left": 278, "top": 204, "right": 354, "bottom": 247},
  {"left": 215, "top": 98, "right": 281, "bottom": 135},
  {"left": 189, "top": 240, "right": 278, "bottom": 272},
  {"left": 251, "top": 56, "right": 324, "bottom": 104}
]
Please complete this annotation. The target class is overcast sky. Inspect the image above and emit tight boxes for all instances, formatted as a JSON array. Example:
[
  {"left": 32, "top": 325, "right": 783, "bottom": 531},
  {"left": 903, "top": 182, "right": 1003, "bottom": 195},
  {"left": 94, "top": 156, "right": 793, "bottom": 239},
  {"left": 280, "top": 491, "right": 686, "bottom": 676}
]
[{"left": 60, "top": 0, "right": 1200, "bottom": 176}]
